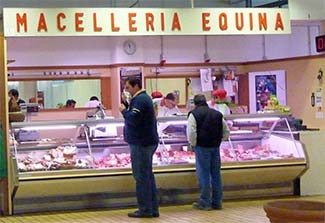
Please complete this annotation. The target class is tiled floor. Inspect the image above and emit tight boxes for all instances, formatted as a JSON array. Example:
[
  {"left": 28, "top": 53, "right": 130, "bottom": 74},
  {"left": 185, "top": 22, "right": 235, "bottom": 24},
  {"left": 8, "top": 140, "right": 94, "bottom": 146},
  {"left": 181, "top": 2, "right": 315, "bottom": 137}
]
[{"left": 0, "top": 196, "right": 324, "bottom": 223}]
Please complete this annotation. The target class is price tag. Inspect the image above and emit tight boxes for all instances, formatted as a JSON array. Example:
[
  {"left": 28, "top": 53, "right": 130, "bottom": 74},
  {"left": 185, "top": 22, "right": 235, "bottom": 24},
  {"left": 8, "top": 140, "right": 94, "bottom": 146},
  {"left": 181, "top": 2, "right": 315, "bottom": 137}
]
[{"left": 316, "top": 88, "right": 322, "bottom": 107}]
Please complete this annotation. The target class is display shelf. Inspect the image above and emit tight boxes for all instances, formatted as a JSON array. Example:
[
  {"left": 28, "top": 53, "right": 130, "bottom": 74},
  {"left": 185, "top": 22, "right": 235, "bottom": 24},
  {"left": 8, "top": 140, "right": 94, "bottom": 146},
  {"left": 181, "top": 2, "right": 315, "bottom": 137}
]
[{"left": 9, "top": 113, "right": 308, "bottom": 213}]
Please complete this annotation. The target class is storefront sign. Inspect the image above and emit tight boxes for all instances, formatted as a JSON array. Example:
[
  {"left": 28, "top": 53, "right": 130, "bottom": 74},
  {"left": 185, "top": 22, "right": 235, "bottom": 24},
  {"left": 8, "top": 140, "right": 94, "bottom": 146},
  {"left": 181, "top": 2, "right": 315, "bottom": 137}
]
[{"left": 3, "top": 8, "right": 290, "bottom": 37}]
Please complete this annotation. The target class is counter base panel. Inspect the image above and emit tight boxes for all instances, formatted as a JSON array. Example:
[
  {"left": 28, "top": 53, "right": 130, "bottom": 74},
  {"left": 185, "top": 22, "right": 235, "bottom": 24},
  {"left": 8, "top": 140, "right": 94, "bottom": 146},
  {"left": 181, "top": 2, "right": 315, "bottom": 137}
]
[
  {"left": 13, "top": 183, "right": 294, "bottom": 214},
  {"left": 13, "top": 164, "right": 306, "bottom": 214}
]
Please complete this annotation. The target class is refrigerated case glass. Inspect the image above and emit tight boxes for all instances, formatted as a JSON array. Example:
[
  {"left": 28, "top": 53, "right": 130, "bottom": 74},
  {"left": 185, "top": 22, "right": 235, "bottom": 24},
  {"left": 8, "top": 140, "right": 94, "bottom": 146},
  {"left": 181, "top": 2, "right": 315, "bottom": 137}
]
[
  {"left": 10, "top": 121, "right": 93, "bottom": 172},
  {"left": 221, "top": 115, "right": 305, "bottom": 165},
  {"left": 10, "top": 113, "right": 305, "bottom": 176},
  {"left": 9, "top": 117, "right": 191, "bottom": 174}
]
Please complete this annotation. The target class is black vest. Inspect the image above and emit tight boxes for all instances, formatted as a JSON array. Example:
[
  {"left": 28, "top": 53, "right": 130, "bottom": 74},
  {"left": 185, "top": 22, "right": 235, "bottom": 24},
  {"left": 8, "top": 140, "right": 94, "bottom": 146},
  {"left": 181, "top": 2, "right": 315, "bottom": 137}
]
[{"left": 190, "top": 105, "right": 224, "bottom": 147}]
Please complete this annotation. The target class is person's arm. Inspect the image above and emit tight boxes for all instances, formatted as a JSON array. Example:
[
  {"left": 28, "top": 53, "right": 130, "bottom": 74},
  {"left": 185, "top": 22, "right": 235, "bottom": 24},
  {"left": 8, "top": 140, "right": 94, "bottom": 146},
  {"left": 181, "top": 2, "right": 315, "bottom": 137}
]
[
  {"left": 175, "top": 105, "right": 181, "bottom": 113},
  {"left": 9, "top": 98, "right": 20, "bottom": 112},
  {"left": 186, "top": 113, "right": 197, "bottom": 146},
  {"left": 222, "top": 118, "right": 230, "bottom": 140},
  {"left": 120, "top": 99, "right": 145, "bottom": 126},
  {"left": 225, "top": 104, "right": 231, "bottom": 115}
]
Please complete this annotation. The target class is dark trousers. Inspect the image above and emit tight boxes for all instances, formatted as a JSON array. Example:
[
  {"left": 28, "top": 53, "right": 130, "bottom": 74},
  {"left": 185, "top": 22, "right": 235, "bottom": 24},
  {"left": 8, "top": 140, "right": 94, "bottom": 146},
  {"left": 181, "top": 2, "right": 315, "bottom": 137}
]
[{"left": 129, "top": 143, "right": 159, "bottom": 214}]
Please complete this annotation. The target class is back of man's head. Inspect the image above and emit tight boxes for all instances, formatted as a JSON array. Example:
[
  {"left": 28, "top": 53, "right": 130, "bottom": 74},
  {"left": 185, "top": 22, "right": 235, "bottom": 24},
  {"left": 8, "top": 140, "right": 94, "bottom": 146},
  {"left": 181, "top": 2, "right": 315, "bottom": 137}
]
[
  {"left": 89, "top": 96, "right": 99, "bottom": 101},
  {"left": 193, "top": 94, "right": 207, "bottom": 106}
]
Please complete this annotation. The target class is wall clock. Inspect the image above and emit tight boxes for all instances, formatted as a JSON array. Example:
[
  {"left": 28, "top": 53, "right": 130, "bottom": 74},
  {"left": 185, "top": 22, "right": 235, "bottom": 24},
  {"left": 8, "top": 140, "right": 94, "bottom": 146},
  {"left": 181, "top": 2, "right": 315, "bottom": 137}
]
[{"left": 123, "top": 40, "right": 137, "bottom": 55}]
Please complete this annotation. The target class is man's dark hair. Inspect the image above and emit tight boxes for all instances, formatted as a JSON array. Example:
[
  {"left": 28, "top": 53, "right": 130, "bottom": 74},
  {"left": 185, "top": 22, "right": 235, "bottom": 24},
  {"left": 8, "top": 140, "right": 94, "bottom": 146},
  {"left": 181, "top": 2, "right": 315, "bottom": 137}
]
[
  {"left": 9, "top": 89, "right": 19, "bottom": 97},
  {"left": 193, "top": 94, "right": 208, "bottom": 106},
  {"left": 66, "top": 99, "right": 77, "bottom": 107},
  {"left": 165, "top": 92, "right": 176, "bottom": 101},
  {"left": 89, "top": 96, "right": 99, "bottom": 101},
  {"left": 126, "top": 76, "right": 142, "bottom": 88}
]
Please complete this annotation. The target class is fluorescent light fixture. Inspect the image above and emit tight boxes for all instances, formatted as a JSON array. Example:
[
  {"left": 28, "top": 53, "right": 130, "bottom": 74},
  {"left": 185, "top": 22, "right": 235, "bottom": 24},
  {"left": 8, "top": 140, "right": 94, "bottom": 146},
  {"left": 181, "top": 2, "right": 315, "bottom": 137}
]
[
  {"left": 233, "top": 117, "right": 280, "bottom": 122},
  {"left": 112, "top": 123, "right": 124, "bottom": 127},
  {"left": 230, "top": 130, "right": 253, "bottom": 134},
  {"left": 21, "top": 125, "right": 77, "bottom": 130},
  {"left": 95, "top": 123, "right": 124, "bottom": 128},
  {"left": 165, "top": 120, "right": 187, "bottom": 125}
]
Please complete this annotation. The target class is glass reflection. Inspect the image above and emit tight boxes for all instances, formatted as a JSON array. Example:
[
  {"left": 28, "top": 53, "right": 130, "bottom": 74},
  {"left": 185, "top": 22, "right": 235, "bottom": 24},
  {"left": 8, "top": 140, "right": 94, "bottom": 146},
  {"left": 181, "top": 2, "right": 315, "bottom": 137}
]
[{"left": 8, "top": 80, "right": 101, "bottom": 109}]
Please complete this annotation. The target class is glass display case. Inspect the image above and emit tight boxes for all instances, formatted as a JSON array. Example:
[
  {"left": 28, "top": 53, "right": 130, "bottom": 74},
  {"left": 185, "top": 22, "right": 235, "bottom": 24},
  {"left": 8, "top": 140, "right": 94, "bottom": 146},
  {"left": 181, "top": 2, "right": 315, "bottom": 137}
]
[
  {"left": 10, "top": 118, "right": 192, "bottom": 176},
  {"left": 222, "top": 114, "right": 305, "bottom": 165},
  {"left": 9, "top": 113, "right": 307, "bottom": 213}
]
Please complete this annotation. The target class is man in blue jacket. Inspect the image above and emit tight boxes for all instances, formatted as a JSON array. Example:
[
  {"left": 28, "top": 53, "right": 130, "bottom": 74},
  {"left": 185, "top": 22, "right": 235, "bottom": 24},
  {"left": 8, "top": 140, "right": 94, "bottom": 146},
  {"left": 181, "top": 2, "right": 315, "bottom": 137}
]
[{"left": 119, "top": 77, "right": 159, "bottom": 218}]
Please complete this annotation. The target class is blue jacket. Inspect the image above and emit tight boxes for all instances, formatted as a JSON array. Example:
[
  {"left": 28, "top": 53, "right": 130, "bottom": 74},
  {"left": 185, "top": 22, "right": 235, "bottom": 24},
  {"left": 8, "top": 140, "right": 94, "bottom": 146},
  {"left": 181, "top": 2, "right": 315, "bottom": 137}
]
[{"left": 122, "top": 90, "right": 159, "bottom": 146}]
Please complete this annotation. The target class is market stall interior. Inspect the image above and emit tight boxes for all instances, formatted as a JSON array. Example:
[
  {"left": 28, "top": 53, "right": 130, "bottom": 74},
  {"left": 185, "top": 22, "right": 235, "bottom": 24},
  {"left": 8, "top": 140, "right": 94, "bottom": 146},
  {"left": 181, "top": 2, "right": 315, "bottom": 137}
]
[
  {"left": 2, "top": 0, "right": 323, "bottom": 217},
  {"left": 9, "top": 113, "right": 307, "bottom": 213}
]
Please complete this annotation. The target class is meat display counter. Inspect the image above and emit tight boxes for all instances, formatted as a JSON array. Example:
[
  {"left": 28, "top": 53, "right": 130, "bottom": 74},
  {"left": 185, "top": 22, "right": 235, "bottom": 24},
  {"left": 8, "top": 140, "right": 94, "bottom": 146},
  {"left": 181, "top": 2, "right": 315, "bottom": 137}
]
[{"left": 9, "top": 113, "right": 307, "bottom": 213}]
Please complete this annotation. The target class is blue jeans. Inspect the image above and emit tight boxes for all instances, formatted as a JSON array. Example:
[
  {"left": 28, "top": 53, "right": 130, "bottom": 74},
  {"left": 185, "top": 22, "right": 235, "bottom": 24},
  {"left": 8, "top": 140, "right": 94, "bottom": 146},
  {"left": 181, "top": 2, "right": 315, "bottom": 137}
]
[
  {"left": 194, "top": 145, "right": 222, "bottom": 207},
  {"left": 129, "top": 144, "right": 159, "bottom": 214}
]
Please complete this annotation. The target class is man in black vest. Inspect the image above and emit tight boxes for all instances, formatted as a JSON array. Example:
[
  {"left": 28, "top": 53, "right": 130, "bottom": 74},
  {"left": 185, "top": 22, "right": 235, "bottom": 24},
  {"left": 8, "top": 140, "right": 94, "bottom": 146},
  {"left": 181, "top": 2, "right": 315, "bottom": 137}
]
[{"left": 187, "top": 94, "right": 229, "bottom": 210}]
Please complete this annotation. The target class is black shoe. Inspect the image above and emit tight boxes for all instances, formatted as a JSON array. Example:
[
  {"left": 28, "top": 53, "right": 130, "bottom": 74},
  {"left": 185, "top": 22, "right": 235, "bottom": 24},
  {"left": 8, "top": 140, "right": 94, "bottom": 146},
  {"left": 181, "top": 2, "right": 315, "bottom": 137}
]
[
  {"left": 152, "top": 212, "right": 160, "bottom": 218},
  {"left": 211, "top": 204, "right": 223, "bottom": 210},
  {"left": 192, "top": 202, "right": 212, "bottom": 211},
  {"left": 127, "top": 210, "right": 153, "bottom": 218}
]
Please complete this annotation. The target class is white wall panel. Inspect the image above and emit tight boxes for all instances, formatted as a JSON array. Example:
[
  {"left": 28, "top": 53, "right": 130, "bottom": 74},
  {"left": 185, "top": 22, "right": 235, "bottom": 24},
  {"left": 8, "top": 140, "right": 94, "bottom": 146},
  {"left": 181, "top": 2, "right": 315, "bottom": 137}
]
[
  {"left": 163, "top": 36, "right": 203, "bottom": 63},
  {"left": 6, "top": 24, "right": 322, "bottom": 67},
  {"left": 289, "top": 0, "right": 325, "bottom": 20},
  {"left": 142, "top": 37, "right": 162, "bottom": 64},
  {"left": 7, "top": 37, "right": 112, "bottom": 66},
  {"left": 265, "top": 24, "right": 320, "bottom": 59},
  {"left": 310, "top": 25, "right": 321, "bottom": 55},
  {"left": 265, "top": 26, "right": 310, "bottom": 60},
  {"left": 209, "top": 35, "right": 264, "bottom": 62}
]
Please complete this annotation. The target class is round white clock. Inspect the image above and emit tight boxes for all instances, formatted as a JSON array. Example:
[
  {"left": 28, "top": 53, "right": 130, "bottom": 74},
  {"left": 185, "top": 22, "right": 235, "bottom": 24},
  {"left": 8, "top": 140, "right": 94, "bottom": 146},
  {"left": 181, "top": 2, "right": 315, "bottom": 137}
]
[{"left": 123, "top": 40, "right": 137, "bottom": 55}]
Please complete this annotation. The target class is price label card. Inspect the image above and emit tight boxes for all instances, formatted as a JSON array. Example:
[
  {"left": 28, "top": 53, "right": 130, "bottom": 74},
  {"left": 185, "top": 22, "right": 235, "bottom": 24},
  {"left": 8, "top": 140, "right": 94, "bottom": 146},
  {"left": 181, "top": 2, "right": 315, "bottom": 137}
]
[{"left": 316, "top": 88, "right": 322, "bottom": 107}]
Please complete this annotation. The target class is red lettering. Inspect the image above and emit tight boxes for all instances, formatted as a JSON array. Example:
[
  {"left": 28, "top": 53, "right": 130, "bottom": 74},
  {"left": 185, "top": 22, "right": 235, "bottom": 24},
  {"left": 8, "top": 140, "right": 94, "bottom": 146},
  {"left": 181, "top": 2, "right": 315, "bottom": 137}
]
[
  {"left": 57, "top": 13, "right": 66, "bottom": 31},
  {"left": 37, "top": 13, "right": 48, "bottom": 32},
  {"left": 316, "top": 36, "right": 325, "bottom": 52},
  {"left": 160, "top": 13, "right": 165, "bottom": 31},
  {"left": 128, "top": 13, "right": 137, "bottom": 32},
  {"left": 93, "top": 13, "right": 102, "bottom": 32},
  {"left": 318, "top": 38, "right": 324, "bottom": 50},
  {"left": 258, "top": 13, "right": 267, "bottom": 30},
  {"left": 171, "top": 13, "right": 181, "bottom": 31},
  {"left": 202, "top": 13, "right": 211, "bottom": 31},
  {"left": 235, "top": 13, "right": 244, "bottom": 31},
  {"left": 249, "top": 13, "right": 253, "bottom": 30},
  {"left": 110, "top": 13, "right": 120, "bottom": 32},
  {"left": 146, "top": 13, "right": 154, "bottom": 31},
  {"left": 16, "top": 13, "right": 27, "bottom": 32},
  {"left": 219, "top": 13, "right": 228, "bottom": 31},
  {"left": 75, "top": 12, "right": 84, "bottom": 32},
  {"left": 275, "top": 13, "right": 284, "bottom": 31}
]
